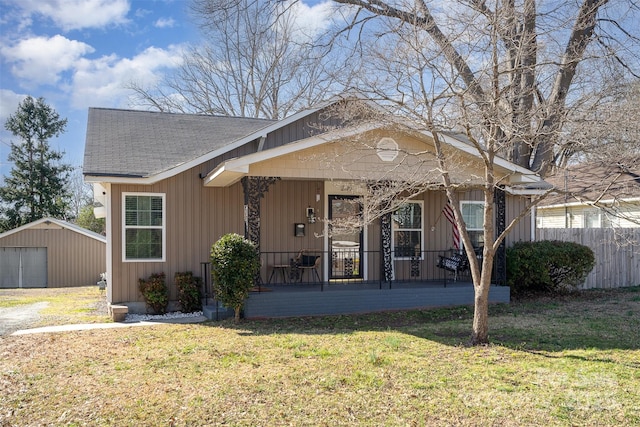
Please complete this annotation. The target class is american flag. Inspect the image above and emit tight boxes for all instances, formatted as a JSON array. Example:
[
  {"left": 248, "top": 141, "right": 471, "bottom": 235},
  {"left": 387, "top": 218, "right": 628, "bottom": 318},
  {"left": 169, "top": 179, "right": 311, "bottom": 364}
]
[{"left": 442, "top": 202, "right": 460, "bottom": 250}]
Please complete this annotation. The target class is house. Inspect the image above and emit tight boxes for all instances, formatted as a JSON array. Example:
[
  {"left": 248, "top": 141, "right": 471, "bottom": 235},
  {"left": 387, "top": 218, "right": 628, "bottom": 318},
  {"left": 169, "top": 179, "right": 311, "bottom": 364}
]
[
  {"left": 83, "top": 99, "right": 547, "bottom": 317},
  {"left": 537, "top": 158, "right": 640, "bottom": 229},
  {"left": 0, "top": 217, "right": 106, "bottom": 288}
]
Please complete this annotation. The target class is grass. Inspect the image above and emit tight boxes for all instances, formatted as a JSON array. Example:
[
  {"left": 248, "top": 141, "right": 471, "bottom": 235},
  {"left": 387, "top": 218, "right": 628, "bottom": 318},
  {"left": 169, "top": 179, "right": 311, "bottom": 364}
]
[
  {"left": 1, "top": 286, "right": 639, "bottom": 426},
  {"left": 0, "top": 286, "right": 111, "bottom": 326}
]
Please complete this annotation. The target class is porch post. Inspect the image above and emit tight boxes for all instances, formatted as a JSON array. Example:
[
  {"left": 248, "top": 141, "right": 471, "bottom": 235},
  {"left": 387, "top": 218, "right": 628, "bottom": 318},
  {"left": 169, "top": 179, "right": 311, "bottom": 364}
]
[
  {"left": 241, "top": 176, "right": 280, "bottom": 251},
  {"left": 380, "top": 212, "right": 393, "bottom": 283},
  {"left": 494, "top": 186, "right": 507, "bottom": 286}
]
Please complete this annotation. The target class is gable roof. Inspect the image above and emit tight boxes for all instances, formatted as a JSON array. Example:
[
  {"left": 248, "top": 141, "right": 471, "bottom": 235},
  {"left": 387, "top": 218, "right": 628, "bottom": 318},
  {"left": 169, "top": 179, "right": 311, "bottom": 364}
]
[
  {"left": 203, "top": 120, "right": 549, "bottom": 193},
  {"left": 83, "top": 108, "right": 274, "bottom": 178},
  {"left": 539, "top": 157, "right": 640, "bottom": 208},
  {"left": 83, "top": 99, "right": 548, "bottom": 193},
  {"left": 0, "top": 218, "right": 106, "bottom": 243}
]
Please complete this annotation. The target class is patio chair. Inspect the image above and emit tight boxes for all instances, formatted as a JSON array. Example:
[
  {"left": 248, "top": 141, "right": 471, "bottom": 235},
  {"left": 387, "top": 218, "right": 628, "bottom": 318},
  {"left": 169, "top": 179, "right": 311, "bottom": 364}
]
[
  {"left": 291, "top": 250, "right": 321, "bottom": 283},
  {"left": 437, "top": 252, "right": 469, "bottom": 281}
]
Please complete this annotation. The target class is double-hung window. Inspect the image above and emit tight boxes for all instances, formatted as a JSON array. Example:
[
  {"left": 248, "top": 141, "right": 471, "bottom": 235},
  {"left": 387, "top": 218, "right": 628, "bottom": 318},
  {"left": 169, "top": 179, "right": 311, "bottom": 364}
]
[
  {"left": 392, "top": 201, "right": 423, "bottom": 258},
  {"left": 123, "top": 193, "right": 165, "bottom": 262},
  {"left": 583, "top": 208, "right": 601, "bottom": 228},
  {"left": 460, "top": 201, "right": 484, "bottom": 249}
]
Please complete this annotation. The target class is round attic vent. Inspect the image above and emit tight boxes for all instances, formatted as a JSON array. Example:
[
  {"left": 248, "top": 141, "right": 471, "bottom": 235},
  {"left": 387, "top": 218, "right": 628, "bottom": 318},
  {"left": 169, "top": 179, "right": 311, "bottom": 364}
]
[{"left": 376, "top": 137, "right": 399, "bottom": 162}]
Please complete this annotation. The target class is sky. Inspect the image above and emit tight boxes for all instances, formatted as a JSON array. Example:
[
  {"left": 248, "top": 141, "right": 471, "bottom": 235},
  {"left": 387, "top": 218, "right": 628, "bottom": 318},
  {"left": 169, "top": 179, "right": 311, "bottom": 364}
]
[{"left": 0, "top": 0, "right": 333, "bottom": 178}]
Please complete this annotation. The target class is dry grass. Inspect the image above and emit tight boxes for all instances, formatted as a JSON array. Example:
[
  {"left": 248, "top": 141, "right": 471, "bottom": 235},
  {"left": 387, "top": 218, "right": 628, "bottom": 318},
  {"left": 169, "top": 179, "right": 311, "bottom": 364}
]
[
  {"left": 1, "top": 287, "right": 639, "bottom": 426},
  {"left": 0, "top": 286, "right": 111, "bottom": 327}
]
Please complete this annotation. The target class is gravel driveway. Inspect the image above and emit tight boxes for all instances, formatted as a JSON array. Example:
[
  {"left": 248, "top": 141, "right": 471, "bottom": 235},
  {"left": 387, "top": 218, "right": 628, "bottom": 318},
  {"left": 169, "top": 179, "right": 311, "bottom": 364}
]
[{"left": 0, "top": 302, "right": 49, "bottom": 336}]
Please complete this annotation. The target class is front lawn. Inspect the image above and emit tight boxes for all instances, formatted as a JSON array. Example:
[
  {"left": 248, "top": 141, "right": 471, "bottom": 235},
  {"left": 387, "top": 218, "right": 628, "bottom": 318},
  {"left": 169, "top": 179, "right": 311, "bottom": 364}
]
[{"left": 1, "top": 287, "right": 639, "bottom": 426}]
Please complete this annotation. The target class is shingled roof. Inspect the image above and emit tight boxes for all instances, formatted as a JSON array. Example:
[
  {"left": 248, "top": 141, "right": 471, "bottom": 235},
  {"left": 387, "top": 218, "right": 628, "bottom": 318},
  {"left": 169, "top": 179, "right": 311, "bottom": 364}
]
[
  {"left": 541, "top": 157, "right": 640, "bottom": 206},
  {"left": 83, "top": 108, "right": 274, "bottom": 178}
]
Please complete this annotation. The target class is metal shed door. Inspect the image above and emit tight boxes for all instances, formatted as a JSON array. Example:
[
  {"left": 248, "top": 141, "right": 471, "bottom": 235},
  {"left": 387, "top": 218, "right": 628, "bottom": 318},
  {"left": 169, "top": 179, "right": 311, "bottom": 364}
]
[{"left": 0, "top": 247, "right": 47, "bottom": 288}]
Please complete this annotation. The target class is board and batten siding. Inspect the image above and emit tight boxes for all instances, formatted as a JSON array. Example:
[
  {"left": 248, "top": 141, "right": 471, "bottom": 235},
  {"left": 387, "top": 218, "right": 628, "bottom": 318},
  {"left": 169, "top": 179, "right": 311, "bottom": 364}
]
[
  {"left": 454, "top": 189, "right": 532, "bottom": 247},
  {"left": 0, "top": 227, "right": 105, "bottom": 287},
  {"left": 109, "top": 172, "right": 533, "bottom": 308},
  {"left": 109, "top": 164, "right": 245, "bottom": 307},
  {"left": 259, "top": 182, "right": 531, "bottom": 281}
]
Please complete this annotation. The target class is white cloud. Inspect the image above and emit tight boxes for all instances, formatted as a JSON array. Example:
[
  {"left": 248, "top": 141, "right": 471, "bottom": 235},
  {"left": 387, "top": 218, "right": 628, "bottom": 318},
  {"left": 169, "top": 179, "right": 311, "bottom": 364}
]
[
  {"left": 155, "top": 17, "right": 176, "bottom": 29},
  {"left": 0, "top": 89, "right": 27, "bottom": 128},
  {"left": 1, "top": 35, "right": 95, "bottom": 87},
  {"left": 69, "top": 44, "right": 185, "bottom": 109},
  {"left": 16, "top": 0, "right": 130, "bottom": 31},
  {"left": 288, "top": 0, "right": 335, "bottom": 37}
]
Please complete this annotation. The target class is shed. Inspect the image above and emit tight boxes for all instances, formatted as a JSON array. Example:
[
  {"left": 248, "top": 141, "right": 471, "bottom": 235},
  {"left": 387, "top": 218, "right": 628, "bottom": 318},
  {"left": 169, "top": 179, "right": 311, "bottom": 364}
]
[{"left": 0, "top": 218, "right": 106, "bottom": 288}]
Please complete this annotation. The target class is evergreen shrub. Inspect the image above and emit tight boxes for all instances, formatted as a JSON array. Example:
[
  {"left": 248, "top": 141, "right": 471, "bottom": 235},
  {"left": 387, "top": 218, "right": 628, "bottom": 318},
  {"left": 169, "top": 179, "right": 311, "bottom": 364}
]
[
  {"left": 507, "top": 240, "right": 595, "bottom": 296},
  {"left": 210, "top": 233, "right": 260, "bottom": 322},
  {"left": 175, "top": 271, "right": 202, "bottom": 313},
  {"left": 138, "top": 272, "right": 168, "bottom": 314}
]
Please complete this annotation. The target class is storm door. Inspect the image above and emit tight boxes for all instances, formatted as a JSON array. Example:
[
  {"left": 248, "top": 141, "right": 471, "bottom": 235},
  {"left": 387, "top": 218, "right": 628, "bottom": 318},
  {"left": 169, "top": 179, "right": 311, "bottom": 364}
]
[{"left": 329, "top": 195, "right": 363, "bottom": 280}]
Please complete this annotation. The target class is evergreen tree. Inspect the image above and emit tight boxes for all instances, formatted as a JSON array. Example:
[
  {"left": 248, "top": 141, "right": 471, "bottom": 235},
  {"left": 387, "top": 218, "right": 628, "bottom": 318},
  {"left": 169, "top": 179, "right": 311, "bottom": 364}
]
[
  {"left": 0, "top": 96, "right": 72, "bottom": 231},
  {"left": 76, "top": 204, "right": 106, "bottom": 235}
]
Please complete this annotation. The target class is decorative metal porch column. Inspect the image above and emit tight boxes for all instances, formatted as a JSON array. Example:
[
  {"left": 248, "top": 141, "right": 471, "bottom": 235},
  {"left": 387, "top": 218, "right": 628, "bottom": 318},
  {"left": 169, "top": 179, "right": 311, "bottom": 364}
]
[
  {"left": 241, "top": 176, "right": 279, "bottom": 251},
  {"left": 494, "top": 187, "right": 507, "bottom": 286},
  {"left": 380, "top": 212, "right": 393, "bottom": 283}
]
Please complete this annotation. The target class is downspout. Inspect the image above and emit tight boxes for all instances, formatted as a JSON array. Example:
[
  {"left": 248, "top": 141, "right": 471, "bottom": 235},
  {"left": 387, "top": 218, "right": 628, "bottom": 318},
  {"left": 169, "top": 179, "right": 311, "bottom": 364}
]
[
  {"left": 531, "top": 206, "right": 536, "bottom": 242},
  {"left": 564, "top": 170, "right": 569, "bottom": 228},
  {"left": 104, "top": 183, "right": 112, "bottom": 305}
]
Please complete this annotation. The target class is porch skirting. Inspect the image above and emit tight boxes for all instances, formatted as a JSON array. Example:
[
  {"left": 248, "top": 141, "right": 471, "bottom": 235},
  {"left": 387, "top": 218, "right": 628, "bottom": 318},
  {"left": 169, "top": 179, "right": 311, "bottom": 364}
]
[{"left": 236, "top": 284, "right": 510, "bottom": 319}]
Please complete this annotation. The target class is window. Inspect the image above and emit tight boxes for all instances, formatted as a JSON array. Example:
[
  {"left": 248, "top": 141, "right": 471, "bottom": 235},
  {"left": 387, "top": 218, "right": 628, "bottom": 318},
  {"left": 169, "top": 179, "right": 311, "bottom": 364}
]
[
  {"left": 583, "top": 209, "right": 601, "bottom": 228},
  {"left": 461, "top": 201, "right": 485, "bottom": 249},
  {"left": 123, "top": 193, "right": 165, "bottom": 261},
  {"left": 392, "top": 201, "right": 423, "bottom": 258}
]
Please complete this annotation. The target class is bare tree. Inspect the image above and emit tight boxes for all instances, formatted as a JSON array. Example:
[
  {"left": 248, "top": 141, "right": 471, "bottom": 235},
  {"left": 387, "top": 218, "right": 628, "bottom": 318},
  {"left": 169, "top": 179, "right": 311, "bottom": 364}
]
[
  {"left": 67, "top": 166, "right": 92, "bottom": 221},
  {"left": 563, "top": 80, "right": 640, "bottom": 164},
  {"left": 130, "top": 0, "right": 353, "bottom": 119},
  {"left": 298, "top": 0, "right": 639, "bottom": 344}
]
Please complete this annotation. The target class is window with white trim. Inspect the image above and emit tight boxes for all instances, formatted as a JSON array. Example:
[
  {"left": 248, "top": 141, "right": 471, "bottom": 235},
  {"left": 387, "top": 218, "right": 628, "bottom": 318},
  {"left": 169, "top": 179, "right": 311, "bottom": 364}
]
[
  {"left": 123, "top": 193, "right": 165, "bottom": 261},
  {"left": 392, "top": 201, "right": 423, "bottom": 258},
  {"left": 461, "top": 201, "right": 485, "bottom": 249},
  {"left": 583, "top": 208, "right": 601, "bottom": 228}
]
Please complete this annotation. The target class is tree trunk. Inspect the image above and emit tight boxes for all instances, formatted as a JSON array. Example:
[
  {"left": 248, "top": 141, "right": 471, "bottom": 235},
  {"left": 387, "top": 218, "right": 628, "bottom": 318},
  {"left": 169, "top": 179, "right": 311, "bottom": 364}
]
[
  {"left": 234, "top": 306, "right": 241, "bottom": 323},
  {"left": 471, "top": 272, "right": 492, "bottom": 345}
]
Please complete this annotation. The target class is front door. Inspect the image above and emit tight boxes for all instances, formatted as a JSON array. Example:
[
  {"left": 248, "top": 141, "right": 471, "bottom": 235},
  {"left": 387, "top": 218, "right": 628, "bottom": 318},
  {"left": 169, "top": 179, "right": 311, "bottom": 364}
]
[{"left": 329, "top": 195, "right": 363, "bottom": 280}]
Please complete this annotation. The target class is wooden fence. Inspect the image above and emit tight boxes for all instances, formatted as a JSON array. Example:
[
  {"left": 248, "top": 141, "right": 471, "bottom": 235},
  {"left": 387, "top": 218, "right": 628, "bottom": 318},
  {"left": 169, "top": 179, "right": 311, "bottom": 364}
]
[{"left": 536, "top": 228, "right": 640, "bottom": 289}]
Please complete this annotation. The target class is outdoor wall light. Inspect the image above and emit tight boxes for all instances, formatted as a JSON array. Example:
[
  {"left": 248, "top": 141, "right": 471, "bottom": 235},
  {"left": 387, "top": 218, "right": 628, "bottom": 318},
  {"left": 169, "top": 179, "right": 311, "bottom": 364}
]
[{"left": 306, "top": 207, "right": 316, "bottom": 223}]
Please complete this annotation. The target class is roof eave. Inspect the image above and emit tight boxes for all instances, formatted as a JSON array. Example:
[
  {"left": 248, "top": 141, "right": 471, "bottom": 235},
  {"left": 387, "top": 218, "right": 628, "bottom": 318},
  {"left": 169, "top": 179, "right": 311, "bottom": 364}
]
[
  {"left": 202, "top": 123, "right": 380, "bottom": 187},
  {"left": 0, "top": 217, "right": 106, "bottom": 243}
]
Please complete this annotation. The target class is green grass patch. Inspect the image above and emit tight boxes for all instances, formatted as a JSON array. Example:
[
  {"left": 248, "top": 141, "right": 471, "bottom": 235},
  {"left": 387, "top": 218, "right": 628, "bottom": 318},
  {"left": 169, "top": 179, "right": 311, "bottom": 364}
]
[{"left": 1, "top": 286, "right": 639, "bottom": 426}]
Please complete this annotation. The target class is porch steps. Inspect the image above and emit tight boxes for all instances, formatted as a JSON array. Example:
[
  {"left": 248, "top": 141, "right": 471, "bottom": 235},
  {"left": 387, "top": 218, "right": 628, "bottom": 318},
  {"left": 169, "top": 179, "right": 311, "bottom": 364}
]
[{"left": 202, "top": 303, "right": 234, "bottom": 321}]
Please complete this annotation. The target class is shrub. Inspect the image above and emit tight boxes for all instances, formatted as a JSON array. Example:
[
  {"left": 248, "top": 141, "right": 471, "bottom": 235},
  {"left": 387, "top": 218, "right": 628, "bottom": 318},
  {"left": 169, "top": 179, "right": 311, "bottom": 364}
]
[
  {"left": 210, "top": 233, "right": 260, "bottom": 322},
  {"left": 175, "top": 271, "right": 202, "bottom": 313},
  {"left": 507, "top": 240, "right": 595, "bottom": 296},
  {"left": 138, "top": 272, "right": 168, "bottom": 314}
]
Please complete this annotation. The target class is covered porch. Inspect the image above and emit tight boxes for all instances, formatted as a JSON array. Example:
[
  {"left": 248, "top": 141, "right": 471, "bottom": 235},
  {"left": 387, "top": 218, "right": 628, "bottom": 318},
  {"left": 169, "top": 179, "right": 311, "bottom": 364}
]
[
  {"left": 203, "top": 280, "right": 510, "bottom": 320},
  {"left": 202, "top": 248, "right": 510, "bottom": 320},
  {"left": 199, "top": 127, "right": 531, "bottom": 319}
]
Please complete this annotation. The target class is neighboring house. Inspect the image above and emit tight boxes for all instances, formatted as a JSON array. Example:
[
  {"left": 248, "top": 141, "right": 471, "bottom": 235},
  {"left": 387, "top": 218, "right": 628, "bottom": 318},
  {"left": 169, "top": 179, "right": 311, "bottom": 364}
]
[
  {"left": 83, "top": 99, "right": 547, "bottom": 317},
  {"left": 537, "top": 159, "right": 640, "bottom": 229},
  {"left": 0, "top": 218, "right": 106, "bottom": 288}
]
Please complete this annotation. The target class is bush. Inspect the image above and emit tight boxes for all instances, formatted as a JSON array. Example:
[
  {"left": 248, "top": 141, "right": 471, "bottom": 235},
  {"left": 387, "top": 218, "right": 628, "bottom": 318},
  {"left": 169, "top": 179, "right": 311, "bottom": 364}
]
[
  {"left": 138, "top": 272, "right": 168, "bottom": 314},
  {"left": 175, "top": 271, "right": 202, "bottom": 313},
  {"left": 210, "top": 233, "right": 260, "bottom": 322},
  {"left": 507, "top": 240, "right": 595, "bottom": 296}
]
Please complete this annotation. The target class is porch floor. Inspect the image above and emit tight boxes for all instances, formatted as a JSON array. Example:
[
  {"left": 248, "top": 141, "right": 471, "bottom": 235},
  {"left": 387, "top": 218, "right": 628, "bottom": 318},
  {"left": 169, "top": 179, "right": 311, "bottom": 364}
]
[
  {"left": 254, "top": 279, "right": 472, "bottom": 292},
  {"left": 203, "top": 280, "right": 510, "bottom": 320}
]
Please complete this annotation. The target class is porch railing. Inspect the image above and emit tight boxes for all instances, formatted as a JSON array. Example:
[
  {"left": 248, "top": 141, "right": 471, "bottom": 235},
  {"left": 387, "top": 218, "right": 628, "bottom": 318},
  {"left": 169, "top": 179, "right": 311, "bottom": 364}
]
[{"left": 257, "top": 249, "right": 472, "bottom": 291}]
